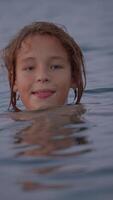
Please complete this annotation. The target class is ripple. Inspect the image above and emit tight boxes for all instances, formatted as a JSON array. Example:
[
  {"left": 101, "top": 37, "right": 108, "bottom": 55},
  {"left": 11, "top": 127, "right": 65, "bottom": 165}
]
[{"left": 85, "top": 87, "right": 113, "bottom": 94}]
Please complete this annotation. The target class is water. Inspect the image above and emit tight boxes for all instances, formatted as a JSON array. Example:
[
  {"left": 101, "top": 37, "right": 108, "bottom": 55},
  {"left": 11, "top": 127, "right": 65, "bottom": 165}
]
[{"left": 0, "top": 0, "right": 113, "bottom": 199}]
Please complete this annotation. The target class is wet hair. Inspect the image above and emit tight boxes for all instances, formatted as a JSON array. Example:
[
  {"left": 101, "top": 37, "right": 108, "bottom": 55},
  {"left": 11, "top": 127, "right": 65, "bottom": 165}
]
[{"left": 2, "top": 21, "right": 86, "bottom": 111}]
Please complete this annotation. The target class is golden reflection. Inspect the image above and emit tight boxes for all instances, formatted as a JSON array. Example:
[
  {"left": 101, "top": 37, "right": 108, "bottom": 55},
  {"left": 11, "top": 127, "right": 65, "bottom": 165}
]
[{"left": 20, "top": 180, "right": 70, "bottom": 191}]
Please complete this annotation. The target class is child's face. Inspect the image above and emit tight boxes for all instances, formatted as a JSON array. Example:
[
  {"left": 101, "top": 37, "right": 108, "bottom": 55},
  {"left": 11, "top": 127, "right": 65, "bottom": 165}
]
[{"left": 14, "top": 35, "right": 75, "bottom": 110}]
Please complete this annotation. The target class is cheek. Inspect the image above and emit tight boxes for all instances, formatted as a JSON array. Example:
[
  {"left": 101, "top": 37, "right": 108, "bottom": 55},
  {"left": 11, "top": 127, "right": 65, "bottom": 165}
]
[
  {"left": 58, "top": 74, "right": 72, "bottom": 89},
  {"left": 57, "top": 79, "right": 71, "bottom": 100},
  {"left": 16, "top": 79, "right": 29, "bottom": 96},
  {"left": 16, "top": 74, "right": 31, "bottom": 90}
]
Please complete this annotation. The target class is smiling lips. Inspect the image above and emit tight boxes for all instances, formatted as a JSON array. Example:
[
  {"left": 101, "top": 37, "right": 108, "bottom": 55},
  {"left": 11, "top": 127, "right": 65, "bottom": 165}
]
[{"left": 32, "top": 89, "right": 55, "bottom": 99}]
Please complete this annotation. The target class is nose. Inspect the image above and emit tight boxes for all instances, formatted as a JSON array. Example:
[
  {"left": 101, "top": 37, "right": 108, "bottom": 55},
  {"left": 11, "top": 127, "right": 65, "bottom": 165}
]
[{"left": 35, "top": 65, "right": 50, "bottom": 83}]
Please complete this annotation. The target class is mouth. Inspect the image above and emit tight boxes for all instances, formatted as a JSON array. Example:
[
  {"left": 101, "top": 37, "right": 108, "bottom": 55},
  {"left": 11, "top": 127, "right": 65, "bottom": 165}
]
[{"left": 31, "top": 89, "right": 56, "bottom": 99}]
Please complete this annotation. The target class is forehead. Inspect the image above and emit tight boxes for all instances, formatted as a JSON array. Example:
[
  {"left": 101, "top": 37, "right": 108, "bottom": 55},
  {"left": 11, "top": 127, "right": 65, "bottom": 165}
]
[
  {"left": 20, "top": 34, "right": 63, "bottom": 50},
  {"left": 17, "top": 34, "right": 69, "bottom": 59}
]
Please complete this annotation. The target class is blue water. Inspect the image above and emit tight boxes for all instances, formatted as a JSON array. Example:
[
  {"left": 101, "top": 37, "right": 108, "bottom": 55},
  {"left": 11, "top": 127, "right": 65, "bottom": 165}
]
[{"left": 0, "top": 0, "right": 113, "bottom": 200}]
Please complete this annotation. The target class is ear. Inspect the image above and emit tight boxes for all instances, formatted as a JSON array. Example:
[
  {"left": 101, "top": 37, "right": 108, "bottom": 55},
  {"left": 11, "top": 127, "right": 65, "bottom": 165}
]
[{"left": 13, "top": 81, "right": 18, "bottom": 92}]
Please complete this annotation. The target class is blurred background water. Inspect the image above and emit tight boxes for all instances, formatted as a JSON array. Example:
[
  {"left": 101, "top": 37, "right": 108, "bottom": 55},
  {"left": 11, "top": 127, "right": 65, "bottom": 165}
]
[{"left": 0, "top": 0, "right": 113, "bottom": 200}]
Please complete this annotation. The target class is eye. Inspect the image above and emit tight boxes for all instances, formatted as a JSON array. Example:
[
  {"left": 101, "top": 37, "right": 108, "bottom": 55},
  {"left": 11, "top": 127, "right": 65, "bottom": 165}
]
[
  {"left": 50, "top": 64, "right": 63, "bottom": 70},
  {"left": 23, "top": 66, "right": 35, "bottom": 71}
]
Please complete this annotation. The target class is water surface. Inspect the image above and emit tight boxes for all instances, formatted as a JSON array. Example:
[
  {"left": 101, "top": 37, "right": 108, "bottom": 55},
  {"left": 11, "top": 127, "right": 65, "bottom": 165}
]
[{"left": 0, "top": 0, "right": 113, "bottom": 199}]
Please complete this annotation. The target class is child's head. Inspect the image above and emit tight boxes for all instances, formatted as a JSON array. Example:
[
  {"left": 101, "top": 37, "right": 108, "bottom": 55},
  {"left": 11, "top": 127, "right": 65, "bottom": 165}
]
[{"left": 2, "top": 21, "right": 86, "bottom": 111}]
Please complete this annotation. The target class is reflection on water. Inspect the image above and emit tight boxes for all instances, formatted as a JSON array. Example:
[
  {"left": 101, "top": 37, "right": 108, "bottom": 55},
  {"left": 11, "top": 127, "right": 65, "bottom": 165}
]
[
  {"left": 21, "top": 180, "right": 69, "bottom": 191},
  {"left": 0, "top": 97, "right": 113, "bottom": 199},
  {"left": 12, "top": 105, "right": 90, "bottom": 157},
  {"left": 1, "top": 104, "right": 92, "bottom": 192}
]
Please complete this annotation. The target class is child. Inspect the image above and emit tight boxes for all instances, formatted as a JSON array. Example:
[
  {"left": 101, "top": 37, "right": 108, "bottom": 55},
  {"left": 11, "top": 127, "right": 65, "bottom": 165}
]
[{"left": 1, "top": 21, "right": 86, "bottom": 111}]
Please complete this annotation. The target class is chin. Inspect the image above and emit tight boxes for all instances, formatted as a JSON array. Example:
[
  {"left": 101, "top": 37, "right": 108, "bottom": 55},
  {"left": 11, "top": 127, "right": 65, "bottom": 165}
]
[{"left": 28, "top": 104, "right": 53, "bottom": 111}]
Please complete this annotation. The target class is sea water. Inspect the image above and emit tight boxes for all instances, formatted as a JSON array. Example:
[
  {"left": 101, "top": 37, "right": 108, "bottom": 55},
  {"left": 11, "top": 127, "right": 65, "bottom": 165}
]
[{"left": 0, "top": 0, "right": 113, "bottom": 199}]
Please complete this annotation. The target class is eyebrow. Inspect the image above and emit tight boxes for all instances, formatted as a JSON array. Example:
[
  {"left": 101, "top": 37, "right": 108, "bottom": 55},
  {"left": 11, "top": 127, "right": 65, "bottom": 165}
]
[
  {"left": 21, "top": 55, "right": 67, "bottom": 63},
  {"left": 49, "top": 56, "right": 66, "bottom": 61},
  {"left": 20, "top": 57, "right": 36, "bottom": 63}
]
